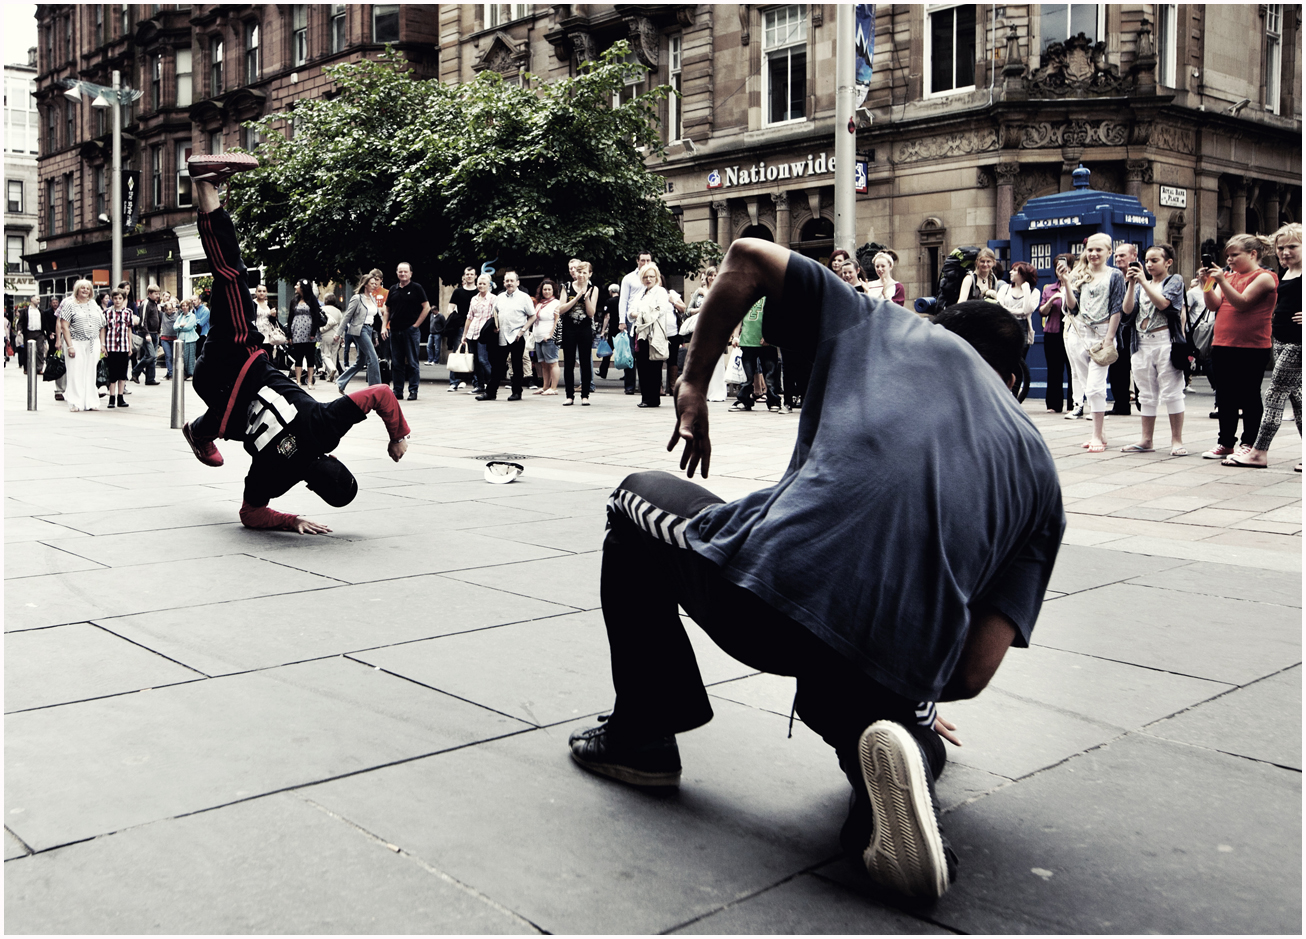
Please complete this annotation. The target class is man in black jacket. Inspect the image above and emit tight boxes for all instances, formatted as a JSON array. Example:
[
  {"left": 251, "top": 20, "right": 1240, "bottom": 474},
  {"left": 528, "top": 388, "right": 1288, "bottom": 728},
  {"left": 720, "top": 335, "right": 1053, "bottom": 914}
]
[{"left": 132, "top": 284, "right": 163, "bottom": 384}]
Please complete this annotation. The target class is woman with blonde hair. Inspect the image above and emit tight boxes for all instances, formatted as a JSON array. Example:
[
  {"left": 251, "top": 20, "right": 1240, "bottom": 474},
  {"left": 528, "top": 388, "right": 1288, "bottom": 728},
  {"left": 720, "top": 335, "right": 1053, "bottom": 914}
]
[
  {"left": 958, "top": 247, "right": 999, "bottom": 302},
  {"left": 336, "top": 270, "right": 384, "bottom": 390},
  {"left": 55, "top": 278, "right": 107, "bottom": 411},
  {"left": 1198, "top": 233, "right": 1279, "bottom": 461},
  {"left": 1063, "top": 233, "right": 1125, "bottom": 451},
  {"left": 867, "top": 252, "right": 906, "bottom": 305},
  {"left": 631, "top": 262, "right": 674, "bottom": 408},
  {"left": 1219, "top": 225, "right": 1299, "bottom": 468}
]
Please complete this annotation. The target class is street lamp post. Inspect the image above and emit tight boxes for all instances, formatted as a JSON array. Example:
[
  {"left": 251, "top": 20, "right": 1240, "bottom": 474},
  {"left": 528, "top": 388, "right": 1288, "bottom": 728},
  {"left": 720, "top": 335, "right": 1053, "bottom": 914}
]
[{"left": 63, "top": 73, "right": 141, "bottom": 290}]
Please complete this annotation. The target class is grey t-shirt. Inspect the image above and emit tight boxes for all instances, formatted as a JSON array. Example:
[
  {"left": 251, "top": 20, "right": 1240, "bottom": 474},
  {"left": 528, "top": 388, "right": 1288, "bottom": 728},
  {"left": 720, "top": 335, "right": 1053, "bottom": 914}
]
[{"left": 686, "top": 253, "right": 1065, "bottom": 702}]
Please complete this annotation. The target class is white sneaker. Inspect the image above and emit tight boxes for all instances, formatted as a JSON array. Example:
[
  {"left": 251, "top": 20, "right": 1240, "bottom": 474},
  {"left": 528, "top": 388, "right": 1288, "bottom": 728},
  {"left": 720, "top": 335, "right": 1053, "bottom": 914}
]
[{"left": 447, "top": 385, "right": 458, "bottom": 392}]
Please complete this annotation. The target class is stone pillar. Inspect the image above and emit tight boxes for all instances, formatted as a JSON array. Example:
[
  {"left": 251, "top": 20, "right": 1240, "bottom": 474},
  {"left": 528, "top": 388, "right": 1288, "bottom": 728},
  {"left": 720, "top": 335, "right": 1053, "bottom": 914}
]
[
  {"left": 995, "top": 162, "right": 1021, "bottom": 240},
  {"left": 1266, "top": 184, "right": 1283, "bottom": 232},
  {"left": 713, "top": 200, "right": 732, "bottom": 250},
  {"left": 774, "top": 191, "right": 791, "bottom": 246},
  {"left": 1125, "top": 160, "right": 1151, "bottom": 202},
  {"left": 1231, "top": 177, "right": 1248, "bottom": 235}
]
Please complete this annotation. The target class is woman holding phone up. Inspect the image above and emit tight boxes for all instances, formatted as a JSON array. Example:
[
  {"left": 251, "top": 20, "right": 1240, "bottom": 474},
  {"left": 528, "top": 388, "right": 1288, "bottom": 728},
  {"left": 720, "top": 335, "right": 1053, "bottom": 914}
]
[
  {"left": 1039, "top": 253, "right": 1075, "bottom": 413},
  {"left": 1120, "top": 244, "right": 1188, "bottom": 456}
]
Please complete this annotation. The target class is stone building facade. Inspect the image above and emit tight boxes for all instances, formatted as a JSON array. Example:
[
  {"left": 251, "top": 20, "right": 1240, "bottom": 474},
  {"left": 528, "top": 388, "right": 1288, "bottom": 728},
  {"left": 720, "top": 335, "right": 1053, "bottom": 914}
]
[
  {"left": 440, "top": 4, "right": 1303, "bottom": 299},
  {"left": 5, "top": 49, "right": 41, "bottom": 307},
  {"left": 28, "top": 3, "right": 439, "bottom": 303}
]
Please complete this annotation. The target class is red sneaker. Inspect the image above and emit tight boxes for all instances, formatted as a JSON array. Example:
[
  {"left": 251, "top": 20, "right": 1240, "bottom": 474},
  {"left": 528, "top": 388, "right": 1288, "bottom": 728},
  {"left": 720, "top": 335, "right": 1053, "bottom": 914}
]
[
  {"left": 182, "top": 422, "right": 224, "bottom": 467},
  {"left": 187, "top": 153, "right": 259, "bottom": 185}
]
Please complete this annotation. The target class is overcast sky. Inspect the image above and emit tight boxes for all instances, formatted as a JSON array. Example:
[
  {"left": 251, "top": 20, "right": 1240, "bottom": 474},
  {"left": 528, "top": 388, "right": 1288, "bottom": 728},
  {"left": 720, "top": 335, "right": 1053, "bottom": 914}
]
[{"left": 5, "top": 4, "right": 37, "bottom": 67}]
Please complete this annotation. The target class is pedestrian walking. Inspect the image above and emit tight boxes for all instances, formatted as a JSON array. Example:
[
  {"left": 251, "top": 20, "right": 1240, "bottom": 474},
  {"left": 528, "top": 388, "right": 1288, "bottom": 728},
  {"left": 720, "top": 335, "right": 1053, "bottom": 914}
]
[
  {"left": 596, "top": 283, "right": 621, "bottom": 380},
  {"left": 445, "top": 266, "right": 479, "bottom": 391},
  {"left": 318, "top": 293, "right": 344, "bottom": 383},
  {"left": 131, "top": 284, "right": 162, "bottom": 384},
  {"left": 336, "top": 273, "right": 384, "bottom": 391},
  {"left": 731, "top": 297, "right": 781, "bottom": 412}
]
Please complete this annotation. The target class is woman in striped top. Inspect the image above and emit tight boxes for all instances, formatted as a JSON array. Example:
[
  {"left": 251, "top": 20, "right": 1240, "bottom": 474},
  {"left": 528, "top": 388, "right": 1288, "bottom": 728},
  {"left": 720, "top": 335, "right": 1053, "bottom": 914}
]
[{"left": 56, "top": 279, "right": 107, "bottom": 412}]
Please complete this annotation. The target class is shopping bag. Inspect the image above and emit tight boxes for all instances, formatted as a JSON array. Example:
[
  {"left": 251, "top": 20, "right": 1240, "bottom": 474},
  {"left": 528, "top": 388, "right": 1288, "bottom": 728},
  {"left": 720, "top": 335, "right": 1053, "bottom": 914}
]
[
  {"left": 613, "top": 332, "right": 634, "bottom": 370},
  {"left": 447, "top": 342, "right": 475, "bottom": 374},
  {"left": 596, "top": 337, "right": 613, "bottom": 358},
  {"left": 96, "top": 356, "right": 109, "bottom": 387},
  {"left": 724, "top": 348, "right": 746, "bottom": 384}
]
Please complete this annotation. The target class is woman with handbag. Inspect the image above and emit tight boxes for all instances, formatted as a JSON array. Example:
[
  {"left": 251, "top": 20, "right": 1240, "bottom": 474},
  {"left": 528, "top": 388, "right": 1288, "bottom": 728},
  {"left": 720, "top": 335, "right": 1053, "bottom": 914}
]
[
  {"left": 631, "top": 263, "right": 673, "bottom": 408},
  {"left": 527, "top": 279, "right": 562, "bottom": 396},
  {"left": 459, "top": 273, "right": 497, "bottom": 396},
  {"left": 336, "top": 272, "right": 384, "bottom": 391},
  {"left": 55, "top": 278, "right": 107, "bottom": 412},
  {"left": 1119, "top": 244, "right": 1188, "bottom": 456},
  {"left": 287, "top": 279, "right": 323, "bottom": 388},
  {"left": 559, "top": 261, "right": 598, "bottom": 405},
  {"left": 1199, "top": 231, "right": 1286, "bottom": 465},
  {"left": 1063, "top": 233, "right": 1125, "bottom": 452}
]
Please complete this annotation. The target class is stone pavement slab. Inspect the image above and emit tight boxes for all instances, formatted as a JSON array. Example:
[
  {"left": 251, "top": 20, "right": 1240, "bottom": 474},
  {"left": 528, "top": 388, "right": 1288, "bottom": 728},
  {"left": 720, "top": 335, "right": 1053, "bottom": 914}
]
[
  {"left": 4, "top": 622, "right": 203, "bottom": 712},
  {"left": 303, "top": 702, "right": 849, "bottom": 936},
  {"left": 5, "top": 656, "right": 528, "bottom": 851},
  {"left": 2, "top": 793, "right": 539, "bottom": 935},
  {"left": 4, "top": 364, "right": 1299, "bottom": 933}
]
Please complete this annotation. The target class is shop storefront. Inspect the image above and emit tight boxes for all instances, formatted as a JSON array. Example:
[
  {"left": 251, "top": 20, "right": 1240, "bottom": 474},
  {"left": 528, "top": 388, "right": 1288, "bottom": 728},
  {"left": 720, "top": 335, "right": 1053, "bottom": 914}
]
[{"left": 26, "top": 231, "right": 181, "bottom": 303}]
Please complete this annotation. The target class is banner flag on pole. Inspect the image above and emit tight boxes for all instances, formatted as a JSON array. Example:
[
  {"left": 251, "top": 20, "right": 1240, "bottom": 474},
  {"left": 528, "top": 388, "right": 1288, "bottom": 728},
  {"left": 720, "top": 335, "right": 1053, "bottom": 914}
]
[{"left": 854, "top": 4, "right": 876, "bottom": 107}]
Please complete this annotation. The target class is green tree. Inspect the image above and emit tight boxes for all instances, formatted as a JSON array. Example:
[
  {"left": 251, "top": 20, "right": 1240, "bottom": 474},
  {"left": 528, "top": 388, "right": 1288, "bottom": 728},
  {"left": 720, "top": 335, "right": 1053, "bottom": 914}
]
[{"left": 227, "top": 45, "right": 719, "bottom": 289}]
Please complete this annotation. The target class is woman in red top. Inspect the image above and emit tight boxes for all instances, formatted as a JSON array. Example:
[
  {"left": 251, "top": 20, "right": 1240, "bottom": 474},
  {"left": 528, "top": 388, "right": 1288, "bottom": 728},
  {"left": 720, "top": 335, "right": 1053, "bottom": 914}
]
[{"left": 1198, "top": 234, "right": 1278, "bottom": 459}]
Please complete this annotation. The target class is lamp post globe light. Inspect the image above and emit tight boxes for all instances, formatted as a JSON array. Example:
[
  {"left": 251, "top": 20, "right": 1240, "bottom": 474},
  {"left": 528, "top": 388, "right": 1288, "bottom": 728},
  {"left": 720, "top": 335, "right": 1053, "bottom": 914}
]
[{"left": 62, "top": 72, "right": 142, "bottom": 289}]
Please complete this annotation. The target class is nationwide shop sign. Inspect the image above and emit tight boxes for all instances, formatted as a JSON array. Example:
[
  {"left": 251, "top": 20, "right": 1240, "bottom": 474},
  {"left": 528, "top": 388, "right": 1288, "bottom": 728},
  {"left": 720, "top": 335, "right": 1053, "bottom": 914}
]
[{"left": 706, "top": 152, "right": 836, "bottom": 190}]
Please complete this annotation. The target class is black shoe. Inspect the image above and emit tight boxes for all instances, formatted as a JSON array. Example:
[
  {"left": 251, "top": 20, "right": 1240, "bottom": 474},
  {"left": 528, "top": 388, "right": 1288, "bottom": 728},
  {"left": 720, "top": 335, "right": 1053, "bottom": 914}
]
[
  {"left": 506, "top": 394, "right": 522, "bottom": 401},
  {"left": 117, "top": 395, "right": 128, "bottom": 408},
  {"left": 132, "top": 374, "right": 141, "bottom": 384},
  {"left": 1209, "top": 411, "right": 1220, "bottom": 420},
  {"left": 637, "top": 401, "right": 659, "bottom": 408},
  {"left": 107, "top": 395, "right": 116, "bottom": 408},
  {"left": 475, "top": 393, "right": 496, "bottom": 401},
  {"left": 407, "top": 393, "right": 417, "bottom": 401},
  {"left": 569, "top": 719, "right": 681, "bottom": 787},
  {"left": 145, "top": 380, "right": 161, "bottom": 385},
  {"left": 857, "top": 721, "right": 955, "bottom": 899}
]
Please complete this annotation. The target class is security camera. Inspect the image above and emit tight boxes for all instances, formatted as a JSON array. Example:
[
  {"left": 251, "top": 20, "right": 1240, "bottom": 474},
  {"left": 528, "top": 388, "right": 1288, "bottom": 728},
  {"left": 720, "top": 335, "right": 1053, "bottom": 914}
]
[{"left": 1225, "top": 97, "right": 1251, "bottom": 115}]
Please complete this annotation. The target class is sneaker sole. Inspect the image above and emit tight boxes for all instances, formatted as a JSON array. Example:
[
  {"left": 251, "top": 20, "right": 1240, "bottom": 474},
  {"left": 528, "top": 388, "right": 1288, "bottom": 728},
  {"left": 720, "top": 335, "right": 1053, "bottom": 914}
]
[
  {"left": 569, "top": 750, "right": 681, "bottom": 787},
  {"left": 859, "top": 721, "right": 949, "bottom": 898}
]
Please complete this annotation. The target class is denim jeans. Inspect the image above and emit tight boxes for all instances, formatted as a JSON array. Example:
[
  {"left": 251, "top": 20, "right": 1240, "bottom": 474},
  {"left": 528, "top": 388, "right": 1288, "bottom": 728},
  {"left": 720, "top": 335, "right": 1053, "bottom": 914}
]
[
  {"left": 426, "top": 330, "right": 441, "bottom": 365},
  {"left": 341, "top": 331, "right": 355, "bottom": 368},
  {"left": 336, "top": 325, "right": 381, "bottom": 389},
  {"left": 390, "top": 324, "right": 421, "bottom": 397},
  {"left": 474, "top": 334, "right": 494, "bottom": 391},
  {"left": 162, "top": 335, "right": 176, "bottom": 377}
]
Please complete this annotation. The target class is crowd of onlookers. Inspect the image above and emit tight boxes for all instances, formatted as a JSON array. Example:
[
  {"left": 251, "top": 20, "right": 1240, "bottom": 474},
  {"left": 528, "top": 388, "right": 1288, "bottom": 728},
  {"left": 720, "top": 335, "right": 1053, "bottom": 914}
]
[{"left": 7, "top": 224, "right": 1300, "bottom": 474}]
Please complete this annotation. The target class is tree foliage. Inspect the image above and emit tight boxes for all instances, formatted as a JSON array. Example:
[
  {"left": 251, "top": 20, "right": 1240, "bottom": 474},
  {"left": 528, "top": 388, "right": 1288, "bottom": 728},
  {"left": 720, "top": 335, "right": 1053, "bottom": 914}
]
[{"left": 227, "top": 45, "right": 719, "bottom": 288}]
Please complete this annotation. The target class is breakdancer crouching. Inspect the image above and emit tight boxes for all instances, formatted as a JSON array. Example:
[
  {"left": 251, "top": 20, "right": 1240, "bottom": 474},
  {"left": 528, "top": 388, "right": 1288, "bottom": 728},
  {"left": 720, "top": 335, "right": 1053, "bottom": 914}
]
[{"left": 181, "top": 155, "right": 410, "bottom": 533}]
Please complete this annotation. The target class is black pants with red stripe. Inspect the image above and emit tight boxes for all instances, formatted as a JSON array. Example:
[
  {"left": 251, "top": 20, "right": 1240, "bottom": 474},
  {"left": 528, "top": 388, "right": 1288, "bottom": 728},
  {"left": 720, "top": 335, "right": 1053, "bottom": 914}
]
[
  {"left": 601, "top": 470, "right": 945, "bottom": 791},
  {"left": 191, "top": 208, "right": 268, "bottom": 439}
]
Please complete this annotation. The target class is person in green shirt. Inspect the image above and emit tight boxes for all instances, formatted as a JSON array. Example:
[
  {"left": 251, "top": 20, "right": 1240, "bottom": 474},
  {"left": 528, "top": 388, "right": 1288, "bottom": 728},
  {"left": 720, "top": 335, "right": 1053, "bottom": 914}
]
[{"left": 731, "top": 297, "right": 780, "bottom": 411}]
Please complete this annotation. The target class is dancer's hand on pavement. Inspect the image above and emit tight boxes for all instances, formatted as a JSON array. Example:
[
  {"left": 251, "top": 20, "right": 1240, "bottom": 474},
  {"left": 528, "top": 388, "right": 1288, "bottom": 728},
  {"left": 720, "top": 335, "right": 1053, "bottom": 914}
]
[
  {"left": 292, "top": 517, "right": 332, "bottom": 535},
  {"left": 388, "top": 437, "right": 408, "bottom": 462},
  {"left": 668, "top": 380, "right": 711, "bottom": 478},
  {"left": 934, "top": 715, "right": 962, "bottom": 746}
]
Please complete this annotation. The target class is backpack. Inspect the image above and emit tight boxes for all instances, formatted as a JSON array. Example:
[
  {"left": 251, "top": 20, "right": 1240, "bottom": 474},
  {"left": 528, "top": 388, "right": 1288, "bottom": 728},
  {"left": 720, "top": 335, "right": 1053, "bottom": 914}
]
[{"left": 936, "top": 246, "right": 980, "bottom": 308}]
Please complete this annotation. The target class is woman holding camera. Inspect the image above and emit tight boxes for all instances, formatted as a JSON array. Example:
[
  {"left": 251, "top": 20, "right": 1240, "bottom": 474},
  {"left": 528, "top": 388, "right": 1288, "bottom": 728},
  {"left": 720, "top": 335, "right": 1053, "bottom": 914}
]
[
  {"left": 1039, "top": 253, "right": 1076, "bottom": 413},
  {"left": 1120, "top": 244, "right": 1188, "bottom": 456}
]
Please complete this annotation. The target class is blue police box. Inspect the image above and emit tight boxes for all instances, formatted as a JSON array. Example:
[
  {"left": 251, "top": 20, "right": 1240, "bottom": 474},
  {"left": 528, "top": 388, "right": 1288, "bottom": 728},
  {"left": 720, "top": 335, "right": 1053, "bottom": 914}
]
[{"left": 1007, "top": 165, "right": 1156, "bottom": 393}]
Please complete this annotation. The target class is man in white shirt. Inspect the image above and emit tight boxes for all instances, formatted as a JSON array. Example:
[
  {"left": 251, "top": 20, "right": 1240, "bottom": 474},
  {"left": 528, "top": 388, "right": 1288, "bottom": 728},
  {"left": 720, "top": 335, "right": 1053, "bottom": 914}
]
[
  {"left": 618, "top": 251, "right": 654, "bottom": 395},
  {"left": 480, "top": 270, "right": 534, "bottom": 401}
]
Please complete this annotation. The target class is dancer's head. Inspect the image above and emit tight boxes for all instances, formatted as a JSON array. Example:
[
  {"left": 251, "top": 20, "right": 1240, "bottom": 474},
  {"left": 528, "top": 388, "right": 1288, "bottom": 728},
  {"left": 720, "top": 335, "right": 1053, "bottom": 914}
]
[{"left": 304, "top": 454, "right": 358, "bottom": 507}]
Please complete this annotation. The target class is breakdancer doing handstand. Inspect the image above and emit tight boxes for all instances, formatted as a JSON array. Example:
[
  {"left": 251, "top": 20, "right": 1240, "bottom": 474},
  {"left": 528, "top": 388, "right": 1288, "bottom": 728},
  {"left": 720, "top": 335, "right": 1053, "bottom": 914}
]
[{"left": 180, "top": 154, "right": 411, "bottom": 533}]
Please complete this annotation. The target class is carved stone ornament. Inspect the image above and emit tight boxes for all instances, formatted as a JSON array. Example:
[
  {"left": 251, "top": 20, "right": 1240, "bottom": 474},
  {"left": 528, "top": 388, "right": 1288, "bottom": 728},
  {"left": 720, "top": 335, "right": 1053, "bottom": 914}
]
[
  {"left": 1027, "top": 32, "right": 1132, "bottom": 97},
  {"left": 1126, "top": 159, "right": 1153, "bottom": 184},
  {"left": 711, "top": 200, "right": 730, "bottom": 216},
  {"left": 626, "top": 15, "right": 659, "bottom": 67},
  {"left": 1019, "top": 120, "right": 1128, "bottom": 149},
  {"left": 1013, "top": 167, "right": 1060, "bottom": 210},
  {"left": 1150, "top": 123, "right": 1196, "bottom": 155},
  {"left": 976, "top": 167, "right": 993, "bottom": 189},
  {"left": 995, "top": 162, "right": 1023, "bottom": 186},
  {"left": 773, "top": 191, "right": 790, "bottom": 211},
  {"left": 893, "top": 128, "right": 1000, "bottom": 164},
  {"left": 568, "top": 31, "right": 596, "bottom": 64},
  {"left": 475, "top": 32, "right": 528, "bottom": 75},
  {"left": 739, "top": 4, "right": 750, "bottom": 46}
]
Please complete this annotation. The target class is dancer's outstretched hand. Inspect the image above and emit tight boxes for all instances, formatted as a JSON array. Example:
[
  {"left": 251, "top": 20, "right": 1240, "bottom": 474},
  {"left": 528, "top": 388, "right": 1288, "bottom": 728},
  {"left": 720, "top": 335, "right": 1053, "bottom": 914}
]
[
  {"left": 292, "top": 517, "right": 332, "bottom": 535},
  {"left": 668, "top": 380, "right": 711, "bottom": 478}
]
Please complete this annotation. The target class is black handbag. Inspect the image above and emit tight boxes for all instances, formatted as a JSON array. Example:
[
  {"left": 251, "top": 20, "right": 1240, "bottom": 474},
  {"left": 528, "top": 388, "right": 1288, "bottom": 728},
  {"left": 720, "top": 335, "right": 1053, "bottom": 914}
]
[
  {"left": 96, "top": 356, "right": 109, "bottom": 387},
  {"left": 43, "top": 351, "right": 66, "bottom": 381}
]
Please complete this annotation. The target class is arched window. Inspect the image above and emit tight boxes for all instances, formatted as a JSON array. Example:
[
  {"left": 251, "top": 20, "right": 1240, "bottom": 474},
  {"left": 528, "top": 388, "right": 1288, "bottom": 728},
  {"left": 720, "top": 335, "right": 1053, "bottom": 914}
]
[{"left": 740, "top": 224, "right": 774, "bottom": 242}]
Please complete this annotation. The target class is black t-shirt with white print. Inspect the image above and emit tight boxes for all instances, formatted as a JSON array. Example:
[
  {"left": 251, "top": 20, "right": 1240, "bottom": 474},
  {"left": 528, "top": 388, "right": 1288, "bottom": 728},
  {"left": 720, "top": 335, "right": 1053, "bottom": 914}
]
[{"left": 241, "top": 368, "right": 366, "bottom": 507}]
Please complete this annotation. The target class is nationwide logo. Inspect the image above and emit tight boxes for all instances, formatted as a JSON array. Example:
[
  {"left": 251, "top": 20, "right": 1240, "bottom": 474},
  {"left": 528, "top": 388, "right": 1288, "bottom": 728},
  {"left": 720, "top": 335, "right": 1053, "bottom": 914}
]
[
  {"left": 706, "top": 169, "right": 722, "bottom": 190},
  {"left": 704, "top": 153, "right": 834, "bottom": 191}
]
